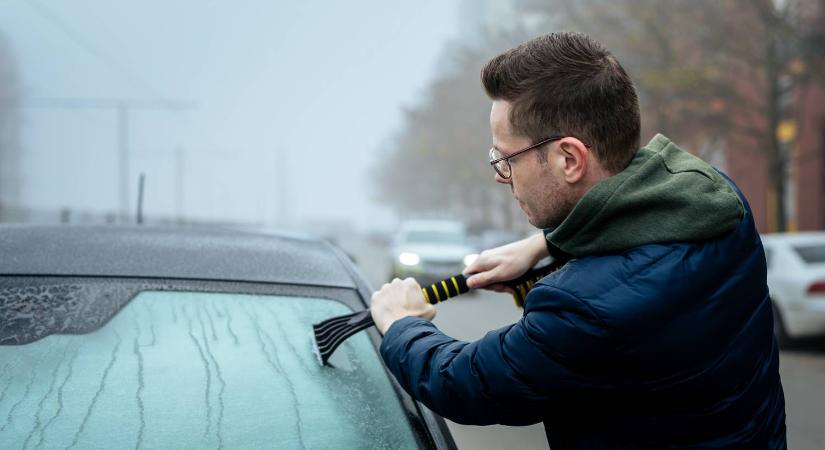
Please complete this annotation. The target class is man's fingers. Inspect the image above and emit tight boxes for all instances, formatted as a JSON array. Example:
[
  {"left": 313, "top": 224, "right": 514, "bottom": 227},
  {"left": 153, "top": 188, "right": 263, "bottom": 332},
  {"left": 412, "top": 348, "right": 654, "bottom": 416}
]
[
  {"left": 462, "top": 251, "right": 497, "bottom": 276},
  {"left": 465, "top": 272, "right": 484, "bottom": 289},
  {"left": 465, "top": 275, "right": 514, "bottom": 293},
  {"left": 466, "top": 267, "right": 503, "bottom": 289}
]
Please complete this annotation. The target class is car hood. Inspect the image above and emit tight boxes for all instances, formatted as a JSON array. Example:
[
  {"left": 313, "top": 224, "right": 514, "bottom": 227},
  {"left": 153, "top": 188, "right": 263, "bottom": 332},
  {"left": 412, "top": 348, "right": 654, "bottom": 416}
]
[{"left": 393, "top": 243, "right": 475, "bottom": 263}]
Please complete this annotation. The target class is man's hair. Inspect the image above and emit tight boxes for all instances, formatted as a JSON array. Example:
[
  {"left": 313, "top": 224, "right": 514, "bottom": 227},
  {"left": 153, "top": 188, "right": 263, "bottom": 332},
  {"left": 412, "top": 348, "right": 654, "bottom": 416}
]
[{"left": 481, "top": 32, "right": 640, "bottom": 174}]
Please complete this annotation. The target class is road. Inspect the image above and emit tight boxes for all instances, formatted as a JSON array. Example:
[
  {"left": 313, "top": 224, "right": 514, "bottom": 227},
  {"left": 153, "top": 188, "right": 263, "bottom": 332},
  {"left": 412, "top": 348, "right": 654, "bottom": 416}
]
[{"left": 342, "top": 236, "right": 825, "bottom": 450}]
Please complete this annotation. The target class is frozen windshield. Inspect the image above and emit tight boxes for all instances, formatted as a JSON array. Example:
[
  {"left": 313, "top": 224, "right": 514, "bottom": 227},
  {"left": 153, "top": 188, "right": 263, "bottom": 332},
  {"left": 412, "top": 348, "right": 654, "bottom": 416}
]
[{"left": 0, "top": 290, "right": 418, "bottom": 449}]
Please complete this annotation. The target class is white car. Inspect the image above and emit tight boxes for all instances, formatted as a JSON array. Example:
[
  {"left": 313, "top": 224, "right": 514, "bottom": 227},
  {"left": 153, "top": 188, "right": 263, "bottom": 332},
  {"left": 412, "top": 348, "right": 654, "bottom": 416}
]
[
  {"left": 761, "top": 232, "right": 825, "bottom": 344},
  {"left": 389, "top": 220, "right": 478, "bottom": 286}
]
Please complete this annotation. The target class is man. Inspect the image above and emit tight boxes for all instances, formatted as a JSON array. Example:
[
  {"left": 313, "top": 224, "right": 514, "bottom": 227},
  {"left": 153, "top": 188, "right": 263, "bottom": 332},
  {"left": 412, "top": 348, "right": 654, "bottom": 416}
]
[{"left": 370, "top": 32, "right": 787, "bottom": 449}]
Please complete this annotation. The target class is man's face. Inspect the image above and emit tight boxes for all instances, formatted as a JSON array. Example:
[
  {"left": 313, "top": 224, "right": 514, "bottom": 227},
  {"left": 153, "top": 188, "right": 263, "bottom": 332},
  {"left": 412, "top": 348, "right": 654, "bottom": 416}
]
[{"left": 489, "top": 100, "right": 576, "bottom": 228}]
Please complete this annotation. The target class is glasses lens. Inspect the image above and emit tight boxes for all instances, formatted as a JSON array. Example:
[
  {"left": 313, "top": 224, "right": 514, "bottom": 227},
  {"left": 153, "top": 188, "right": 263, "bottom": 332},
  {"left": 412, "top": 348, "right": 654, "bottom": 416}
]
[
  {"left": 489, "top": 148, "right": 510, "bottom": 178},
  {"left": 495, "top": 161, "right": 510, "bottom": 178}
]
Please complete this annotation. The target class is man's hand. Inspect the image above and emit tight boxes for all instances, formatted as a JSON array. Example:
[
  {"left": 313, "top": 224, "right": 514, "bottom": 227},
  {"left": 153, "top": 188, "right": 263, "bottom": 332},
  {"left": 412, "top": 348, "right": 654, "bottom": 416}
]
[
  {"left": 371, "top": 278, "right": 436, "bottom": 334},
  {"left": 463, "top": 233, "right": 549, "bottom": 292}
]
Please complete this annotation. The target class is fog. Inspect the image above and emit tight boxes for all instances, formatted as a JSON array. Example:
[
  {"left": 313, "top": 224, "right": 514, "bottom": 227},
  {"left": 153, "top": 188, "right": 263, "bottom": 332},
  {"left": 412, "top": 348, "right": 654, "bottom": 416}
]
[
  {"left": 0, "top": 0, "right": 465, "bottom": 232},
  {"left": 3, "top": 2, "right": 825, "bottom": 449}
]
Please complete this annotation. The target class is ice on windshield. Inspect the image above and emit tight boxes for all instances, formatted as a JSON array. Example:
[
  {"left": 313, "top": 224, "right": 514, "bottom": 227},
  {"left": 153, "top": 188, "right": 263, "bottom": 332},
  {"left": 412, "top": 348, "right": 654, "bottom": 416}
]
[{"left": 0, "top": 291, "right": 418, "bottom": 449}]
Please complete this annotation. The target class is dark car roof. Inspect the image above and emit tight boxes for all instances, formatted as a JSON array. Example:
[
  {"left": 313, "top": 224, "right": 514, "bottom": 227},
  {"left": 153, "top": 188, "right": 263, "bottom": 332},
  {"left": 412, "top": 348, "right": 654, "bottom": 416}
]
[{"left": 0, "top": 224, "right": 358, "bottom": 288}]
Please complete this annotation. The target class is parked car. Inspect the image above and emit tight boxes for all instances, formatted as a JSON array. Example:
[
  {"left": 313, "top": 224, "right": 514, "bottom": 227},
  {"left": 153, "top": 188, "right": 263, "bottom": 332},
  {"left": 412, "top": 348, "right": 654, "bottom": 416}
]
[
  {"left": 388, "top": 220, "right": 478, "bottom": 286},
  {"left": 476, "top": 228, "right": 525, "bottom": 251},
  {"left": 0, "top": 225, "right": 456, "bottom": 449},
  {"left": 761, "top": 232, "right": 825, "bottom": 345}
]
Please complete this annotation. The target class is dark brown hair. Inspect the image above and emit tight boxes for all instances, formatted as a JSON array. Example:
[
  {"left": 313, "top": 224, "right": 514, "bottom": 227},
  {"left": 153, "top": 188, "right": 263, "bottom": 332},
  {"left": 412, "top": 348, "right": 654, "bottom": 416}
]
[{"left": 481, "top": 32, "right": 640, "bottom": 174}]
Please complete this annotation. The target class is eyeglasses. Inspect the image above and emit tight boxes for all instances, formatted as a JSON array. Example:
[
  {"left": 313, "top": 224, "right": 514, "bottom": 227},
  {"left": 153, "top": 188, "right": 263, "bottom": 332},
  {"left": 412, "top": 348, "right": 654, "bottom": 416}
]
[{"left": 488, "top": 136, "right": 563, "bottom": 179}]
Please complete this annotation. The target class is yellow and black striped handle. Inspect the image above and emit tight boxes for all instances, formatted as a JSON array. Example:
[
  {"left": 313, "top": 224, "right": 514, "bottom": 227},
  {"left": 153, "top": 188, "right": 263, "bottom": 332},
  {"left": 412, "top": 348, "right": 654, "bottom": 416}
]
[
  {"left": 508, "top": 270, "right": 549, "bottom": 308},
  {"left": 312, "top": 261, "right": 567, "bottom": 365},
  {"left": 420, "top": 264, "right": 560, "bottom": 308},
  {"left": 421, "top": 275, "right": 470, "bottom": 304}
]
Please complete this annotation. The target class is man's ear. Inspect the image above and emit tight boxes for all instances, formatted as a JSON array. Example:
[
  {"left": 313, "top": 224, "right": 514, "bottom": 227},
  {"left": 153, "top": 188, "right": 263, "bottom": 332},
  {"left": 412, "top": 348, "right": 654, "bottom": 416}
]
[{"left": 558, "top": 137, "right": 590, "bottom": 184}]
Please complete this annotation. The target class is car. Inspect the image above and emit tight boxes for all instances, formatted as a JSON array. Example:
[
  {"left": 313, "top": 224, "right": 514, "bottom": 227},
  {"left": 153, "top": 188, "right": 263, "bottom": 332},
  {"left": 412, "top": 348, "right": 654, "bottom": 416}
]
[
  {"left": 0, "top": 225, "right": 456, "bottom": 449},
  {"left": 476, "top": 228, "right": 525, "bottom": 251},
  {"left": 388, "top": 220, "right": 478, "bottom": 286},
  {"left": 761, "top": 232, "right": 825, "bottom": 345}
]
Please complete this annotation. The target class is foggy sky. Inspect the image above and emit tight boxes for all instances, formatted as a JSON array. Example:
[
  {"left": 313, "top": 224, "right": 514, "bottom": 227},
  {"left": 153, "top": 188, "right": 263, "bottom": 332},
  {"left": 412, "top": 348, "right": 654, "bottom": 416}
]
[{"left": 0, "top": 0, "right": 465, "bottom": 232}]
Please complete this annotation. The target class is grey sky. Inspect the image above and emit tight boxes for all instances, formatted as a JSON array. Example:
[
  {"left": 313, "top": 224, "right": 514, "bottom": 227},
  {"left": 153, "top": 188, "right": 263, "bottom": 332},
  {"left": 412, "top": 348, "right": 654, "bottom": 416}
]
[{"left": 0, "top": 0, "right": 466, "bottom": 231}]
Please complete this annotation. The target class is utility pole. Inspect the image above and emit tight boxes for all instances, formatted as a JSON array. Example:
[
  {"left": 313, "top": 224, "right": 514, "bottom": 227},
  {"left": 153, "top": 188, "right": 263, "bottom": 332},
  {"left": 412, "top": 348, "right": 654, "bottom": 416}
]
[
  {"left": 118, "top": 103, "right": 129, "bottom": 221},
  {"left": 276, "top": 146, "right": 289, "bottom": 227},
  {"left": 136, "top": 172, "right": 145, "bottom": 224},
  {"left": 3, "top": 97, "right": 195, "bottom": 222},
  {"left": 175, "top": 146, "right": 185, "bottom": 223}
]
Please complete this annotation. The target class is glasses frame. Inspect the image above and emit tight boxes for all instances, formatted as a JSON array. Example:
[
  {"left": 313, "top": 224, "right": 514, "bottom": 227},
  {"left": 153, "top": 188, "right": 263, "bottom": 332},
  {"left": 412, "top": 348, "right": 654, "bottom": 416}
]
[{"left": 489, "top": 136, "right": 564, "bottom": 179}]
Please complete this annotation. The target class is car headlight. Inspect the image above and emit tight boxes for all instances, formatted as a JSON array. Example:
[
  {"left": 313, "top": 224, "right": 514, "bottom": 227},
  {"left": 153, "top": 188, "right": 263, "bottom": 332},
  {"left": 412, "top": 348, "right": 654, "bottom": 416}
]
[
  {"left": 398, "top": 252, "right": 420, "bottom": 266},
  {"left": 463, "top": 253, "right": 479, "bottom": 266}
]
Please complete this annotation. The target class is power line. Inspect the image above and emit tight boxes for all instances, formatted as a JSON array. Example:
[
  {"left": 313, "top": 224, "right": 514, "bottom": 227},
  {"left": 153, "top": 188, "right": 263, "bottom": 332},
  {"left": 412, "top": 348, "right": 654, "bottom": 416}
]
[
  {"left": 24, "top": 0, "right": 163, "bottom": 97},
  {"left": 3, "top": 97, "right": 196, "bottom": 110}
]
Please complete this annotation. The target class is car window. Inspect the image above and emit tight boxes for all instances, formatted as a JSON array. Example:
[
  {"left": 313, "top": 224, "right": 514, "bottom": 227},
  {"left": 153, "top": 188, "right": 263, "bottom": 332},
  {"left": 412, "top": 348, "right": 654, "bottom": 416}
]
[
  {"left": 793, "top": 244, "right": 825, "bottom": 264},
  {"left": 0, "top": 290, "right": 419, "bottom": 449},
  {"left": 403, "top": 230, "right": 466, "bottom": 245}
]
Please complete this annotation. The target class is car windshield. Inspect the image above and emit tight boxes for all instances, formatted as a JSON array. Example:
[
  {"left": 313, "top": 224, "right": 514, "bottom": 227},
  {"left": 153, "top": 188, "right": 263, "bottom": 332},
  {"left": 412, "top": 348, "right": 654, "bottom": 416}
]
[
  {"left": 793, "top": 244, "right": 825, "bottom": 264},
  {"left": 0, "top": 289, "right": 418, "bottom": 449},
  {"left": 403, "top": 230, "right": 466, "bottom": 245}
]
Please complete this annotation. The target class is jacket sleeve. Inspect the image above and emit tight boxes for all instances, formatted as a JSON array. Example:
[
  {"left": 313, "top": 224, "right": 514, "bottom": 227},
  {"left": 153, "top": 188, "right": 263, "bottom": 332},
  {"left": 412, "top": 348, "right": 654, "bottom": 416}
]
[{"left": 379, "top": 284, "right": 614, "bottom": 426}]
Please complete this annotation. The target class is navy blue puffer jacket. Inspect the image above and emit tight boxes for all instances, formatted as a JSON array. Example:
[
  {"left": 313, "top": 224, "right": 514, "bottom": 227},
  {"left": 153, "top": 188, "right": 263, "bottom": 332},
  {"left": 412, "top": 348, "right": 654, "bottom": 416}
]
[{"left": 380, "top": 135, "right": 786, "bottom": 449}]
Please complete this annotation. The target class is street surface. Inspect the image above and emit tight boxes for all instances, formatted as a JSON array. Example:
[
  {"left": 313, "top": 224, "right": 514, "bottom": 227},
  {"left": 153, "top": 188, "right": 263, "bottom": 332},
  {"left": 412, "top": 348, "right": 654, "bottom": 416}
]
[{"left": 342, "top": 235, "right": 825, "bottom": 450}]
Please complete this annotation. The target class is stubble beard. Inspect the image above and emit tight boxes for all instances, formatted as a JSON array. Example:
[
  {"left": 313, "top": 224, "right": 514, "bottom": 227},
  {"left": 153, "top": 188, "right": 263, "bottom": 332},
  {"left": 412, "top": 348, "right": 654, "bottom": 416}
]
[{"left": 528, "top": 175, "right": 576, "bottom": 229}]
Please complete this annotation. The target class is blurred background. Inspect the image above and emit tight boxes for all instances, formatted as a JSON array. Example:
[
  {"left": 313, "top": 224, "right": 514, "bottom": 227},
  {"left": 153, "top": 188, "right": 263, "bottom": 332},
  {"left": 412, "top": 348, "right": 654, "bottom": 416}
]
[{"left": 1, "top": 0, "right": 824, "bottom": 448}]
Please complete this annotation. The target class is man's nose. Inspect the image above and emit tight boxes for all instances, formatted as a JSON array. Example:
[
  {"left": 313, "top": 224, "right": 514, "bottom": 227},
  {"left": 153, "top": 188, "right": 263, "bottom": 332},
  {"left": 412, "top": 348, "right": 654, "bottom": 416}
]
[{"left": 494, "top": 172, "right": 511, "bottom": 184}]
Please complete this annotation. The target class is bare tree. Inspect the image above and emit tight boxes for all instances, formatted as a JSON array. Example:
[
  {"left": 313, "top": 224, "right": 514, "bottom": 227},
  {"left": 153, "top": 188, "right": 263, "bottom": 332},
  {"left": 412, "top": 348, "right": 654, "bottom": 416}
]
[
  {"left": 372, "top": 33, "right": 532, "bottom": 231},
  {"left": 377, "top": 0, "right": 825, "bottom": 231},
  {"left": 520, "top": 0, "right": 825, "bottom": 231}
]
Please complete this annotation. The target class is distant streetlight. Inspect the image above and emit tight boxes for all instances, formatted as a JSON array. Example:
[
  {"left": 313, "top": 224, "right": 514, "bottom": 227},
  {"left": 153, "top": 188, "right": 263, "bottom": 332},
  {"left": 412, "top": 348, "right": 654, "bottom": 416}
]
[{"left": 776, "top": 120, "right": 797, "bottom": 144}]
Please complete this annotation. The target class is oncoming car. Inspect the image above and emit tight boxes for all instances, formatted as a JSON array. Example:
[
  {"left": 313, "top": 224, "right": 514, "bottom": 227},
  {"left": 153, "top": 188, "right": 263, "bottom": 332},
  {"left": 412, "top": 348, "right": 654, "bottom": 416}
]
[
  {"left": 0, "top": 225, "right": 456, "bottom": 449},
  {"left": 388, "top": 220, "right": 478, "bottom": 286},
  {"left": 762, "top": 232, "right": 825, "bottom": 345}
]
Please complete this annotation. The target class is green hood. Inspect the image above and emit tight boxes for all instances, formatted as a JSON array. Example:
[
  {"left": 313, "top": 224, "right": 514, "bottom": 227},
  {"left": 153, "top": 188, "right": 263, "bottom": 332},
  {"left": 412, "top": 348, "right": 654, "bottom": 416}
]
[{"left": 548, "top": 134, "right": 744, "bottom": 258}]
